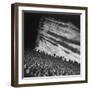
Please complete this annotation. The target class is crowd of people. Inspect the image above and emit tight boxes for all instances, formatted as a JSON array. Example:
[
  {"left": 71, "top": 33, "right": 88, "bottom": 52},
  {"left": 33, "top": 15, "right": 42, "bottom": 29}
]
[{"left": 24, "top": 49, "right": 80, "bottom": 77}]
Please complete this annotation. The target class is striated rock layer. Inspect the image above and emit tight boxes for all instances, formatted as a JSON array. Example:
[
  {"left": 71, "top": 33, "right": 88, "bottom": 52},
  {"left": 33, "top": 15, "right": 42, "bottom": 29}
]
[{"left": 35, "top": 17, "right": 80, "bottom": 63}]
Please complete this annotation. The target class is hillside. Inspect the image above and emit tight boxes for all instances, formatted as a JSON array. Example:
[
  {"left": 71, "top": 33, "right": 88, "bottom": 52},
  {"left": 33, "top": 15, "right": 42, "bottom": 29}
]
[{"left": 24, "top": 17, "right": 80, "bottom": 77}]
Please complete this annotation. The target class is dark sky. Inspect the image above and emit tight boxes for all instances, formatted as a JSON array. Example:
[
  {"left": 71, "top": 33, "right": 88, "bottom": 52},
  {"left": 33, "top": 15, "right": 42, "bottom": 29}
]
[{"left": 24, "top": 11, "right": 80, "bottom": 50}]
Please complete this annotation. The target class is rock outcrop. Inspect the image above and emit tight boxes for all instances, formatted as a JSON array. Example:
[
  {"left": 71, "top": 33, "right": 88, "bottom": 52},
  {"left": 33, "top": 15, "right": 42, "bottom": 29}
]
[{"left": 35, "top": 17, "right": 80, "bottom": 63}]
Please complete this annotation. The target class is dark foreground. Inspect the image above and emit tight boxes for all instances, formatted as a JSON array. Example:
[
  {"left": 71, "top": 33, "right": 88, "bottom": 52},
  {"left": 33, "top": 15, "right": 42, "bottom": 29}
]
[{"left": 24, "top": 50, "right": 80, "bottom": 77}]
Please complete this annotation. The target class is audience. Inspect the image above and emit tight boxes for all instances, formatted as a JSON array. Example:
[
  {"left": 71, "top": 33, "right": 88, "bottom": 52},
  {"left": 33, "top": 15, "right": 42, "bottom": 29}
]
[{"left": 24, "top": 50, "right": 80, "bottom": 77}]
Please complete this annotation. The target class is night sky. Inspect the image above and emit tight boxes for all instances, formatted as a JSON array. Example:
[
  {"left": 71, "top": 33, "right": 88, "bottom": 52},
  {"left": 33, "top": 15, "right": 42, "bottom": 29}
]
[{"left": 24, "top": 11, "right": 80, "bottom": 50}]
